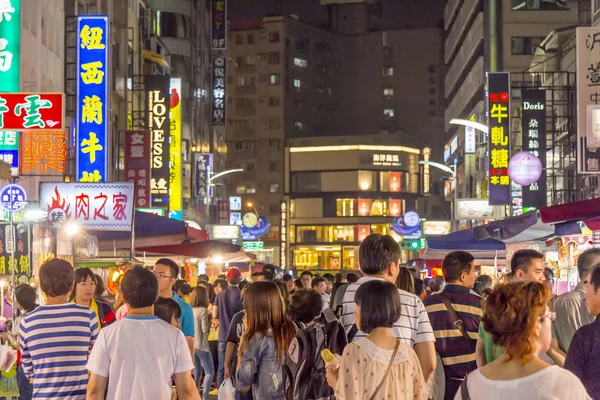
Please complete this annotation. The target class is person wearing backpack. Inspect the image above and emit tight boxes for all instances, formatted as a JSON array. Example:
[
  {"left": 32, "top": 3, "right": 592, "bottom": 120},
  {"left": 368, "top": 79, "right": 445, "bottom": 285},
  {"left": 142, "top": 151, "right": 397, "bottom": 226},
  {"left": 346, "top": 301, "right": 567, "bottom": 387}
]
[
  {"left": 326, "top": 280, "right": 427, "bottom": 399},
  {"left": 236, "top": 282, "right": 295, "bottom": 399}
]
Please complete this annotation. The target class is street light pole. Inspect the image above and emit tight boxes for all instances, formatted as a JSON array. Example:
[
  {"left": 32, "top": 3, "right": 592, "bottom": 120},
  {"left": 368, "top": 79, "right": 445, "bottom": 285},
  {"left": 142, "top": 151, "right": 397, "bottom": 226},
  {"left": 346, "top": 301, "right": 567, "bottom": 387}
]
[
  {"left": 419, "top": 160, "right": 458, "bottom": 231},
  {"left": 204, "top": 169, "right": 245, "bottom": 226}
]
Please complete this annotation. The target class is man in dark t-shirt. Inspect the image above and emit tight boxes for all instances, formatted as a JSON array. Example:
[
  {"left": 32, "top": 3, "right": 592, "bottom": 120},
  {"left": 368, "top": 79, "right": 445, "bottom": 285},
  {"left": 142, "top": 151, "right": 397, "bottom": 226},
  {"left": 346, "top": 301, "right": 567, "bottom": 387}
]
[{"left": 224, "top": 310, "right": 251, "bottom": 400}]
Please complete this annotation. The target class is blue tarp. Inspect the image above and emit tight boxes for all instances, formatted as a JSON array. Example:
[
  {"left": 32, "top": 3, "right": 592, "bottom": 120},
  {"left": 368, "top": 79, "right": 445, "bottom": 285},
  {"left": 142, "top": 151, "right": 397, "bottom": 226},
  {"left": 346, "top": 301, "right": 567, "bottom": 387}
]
[
  {"left": 92, "top": 211, "right": 202, "bottom": 241},
  {"left": 427, "top": 228, "right": 505, "bottom": 251}
]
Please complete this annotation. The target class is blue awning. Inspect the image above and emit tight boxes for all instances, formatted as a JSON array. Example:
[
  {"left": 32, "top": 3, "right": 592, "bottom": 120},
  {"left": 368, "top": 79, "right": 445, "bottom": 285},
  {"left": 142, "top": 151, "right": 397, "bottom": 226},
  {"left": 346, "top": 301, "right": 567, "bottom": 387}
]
[{"left": 427, "top": 229, "right": 505, "bottom": 251}]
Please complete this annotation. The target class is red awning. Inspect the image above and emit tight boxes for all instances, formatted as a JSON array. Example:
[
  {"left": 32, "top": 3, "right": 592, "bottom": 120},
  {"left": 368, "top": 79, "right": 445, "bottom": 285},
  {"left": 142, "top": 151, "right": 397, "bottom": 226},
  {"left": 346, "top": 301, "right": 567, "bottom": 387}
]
[
  {"left": 540, "top": 198, "right": 600, "bottom": 224},
  {"left": 137, "top": 240, "right": 241, "bottom": 258}
]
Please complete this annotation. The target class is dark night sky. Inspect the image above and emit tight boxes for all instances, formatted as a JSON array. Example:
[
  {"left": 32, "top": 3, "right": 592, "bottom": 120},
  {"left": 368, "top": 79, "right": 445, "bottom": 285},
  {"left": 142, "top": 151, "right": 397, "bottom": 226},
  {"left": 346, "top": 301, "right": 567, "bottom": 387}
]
[{"left": 228, "top": 0, "right": 446, "bottom": 31}]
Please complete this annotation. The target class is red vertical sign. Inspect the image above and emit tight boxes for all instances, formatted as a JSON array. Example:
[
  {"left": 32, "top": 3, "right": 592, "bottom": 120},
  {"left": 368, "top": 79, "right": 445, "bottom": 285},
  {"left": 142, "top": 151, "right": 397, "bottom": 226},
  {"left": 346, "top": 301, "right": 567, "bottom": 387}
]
[
  {"left": 124, "top": 130, "right": 151, "bottom": 208},
  {"left": 217, "top": 200, "right": 230, "bottom": 225}
]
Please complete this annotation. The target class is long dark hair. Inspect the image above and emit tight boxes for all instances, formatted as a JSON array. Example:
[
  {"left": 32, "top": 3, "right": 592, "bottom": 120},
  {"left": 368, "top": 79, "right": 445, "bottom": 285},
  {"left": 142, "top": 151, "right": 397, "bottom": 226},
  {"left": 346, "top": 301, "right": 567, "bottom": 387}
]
[
  {"left": 189, "top": 286, "right": 209, "bottom": 308},
  {"left": 240, "top": 281, "right": 296, "bottom": 361}
]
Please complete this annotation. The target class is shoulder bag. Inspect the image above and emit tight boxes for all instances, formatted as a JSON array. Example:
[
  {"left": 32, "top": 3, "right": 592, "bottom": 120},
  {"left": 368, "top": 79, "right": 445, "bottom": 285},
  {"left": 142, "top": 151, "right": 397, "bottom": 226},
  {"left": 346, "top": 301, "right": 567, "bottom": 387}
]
[{"left": 440, "top": 293, "right": 473, "bottom": 342}]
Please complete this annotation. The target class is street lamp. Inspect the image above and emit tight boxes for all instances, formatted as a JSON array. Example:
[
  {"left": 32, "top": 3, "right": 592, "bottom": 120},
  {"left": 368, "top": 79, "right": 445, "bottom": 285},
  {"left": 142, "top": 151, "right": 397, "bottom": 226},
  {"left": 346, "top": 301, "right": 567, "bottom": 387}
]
[
  {"left": 419, "top": 160, "right": 458, "bottom": 231},
  {"left": 204, "top": 169, "right": 244, "bottom": 224},
  {"left": 449, "top": 118, "right": 489, "bottom": 134}
]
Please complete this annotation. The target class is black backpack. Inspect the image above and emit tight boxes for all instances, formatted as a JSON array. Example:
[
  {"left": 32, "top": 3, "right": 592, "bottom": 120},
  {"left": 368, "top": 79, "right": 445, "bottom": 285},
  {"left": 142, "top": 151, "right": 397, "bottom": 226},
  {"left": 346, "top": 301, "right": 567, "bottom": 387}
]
[{"left": 283, "top": 308, "right": 348, "bottom": 400}]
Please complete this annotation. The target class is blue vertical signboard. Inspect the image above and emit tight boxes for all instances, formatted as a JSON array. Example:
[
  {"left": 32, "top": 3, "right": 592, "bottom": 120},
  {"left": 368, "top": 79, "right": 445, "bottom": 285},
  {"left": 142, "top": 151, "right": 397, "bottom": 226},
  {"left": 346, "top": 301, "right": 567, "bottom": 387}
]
[
  {"left": 194, "top": 153, "right": 213, "bottom": 198},
  {"left": 76, "top": 15, "right": 109, "bottom": 182}
]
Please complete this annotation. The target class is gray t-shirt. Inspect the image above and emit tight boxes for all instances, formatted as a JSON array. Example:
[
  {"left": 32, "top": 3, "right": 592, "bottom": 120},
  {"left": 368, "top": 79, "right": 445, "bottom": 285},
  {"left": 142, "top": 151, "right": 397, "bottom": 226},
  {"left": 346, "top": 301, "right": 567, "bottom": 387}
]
[{"left": 551, "top": 282, "right": 595, "bottom": 352}]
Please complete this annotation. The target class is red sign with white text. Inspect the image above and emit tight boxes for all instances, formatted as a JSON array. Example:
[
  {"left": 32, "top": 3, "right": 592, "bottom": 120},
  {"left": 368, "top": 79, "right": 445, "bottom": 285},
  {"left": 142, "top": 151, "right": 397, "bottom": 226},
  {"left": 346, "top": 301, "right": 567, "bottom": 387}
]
[
  {"left": 0, "top": 93, "right": 65, "bottom": 131},
  {"left": 124, "top": 131, "right": 151, "bottom": 208}
]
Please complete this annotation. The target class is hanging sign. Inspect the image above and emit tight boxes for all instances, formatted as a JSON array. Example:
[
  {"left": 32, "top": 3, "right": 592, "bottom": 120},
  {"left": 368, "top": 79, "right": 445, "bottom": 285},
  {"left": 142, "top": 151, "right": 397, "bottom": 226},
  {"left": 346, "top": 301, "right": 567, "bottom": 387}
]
[
  {"left": 169, "top": 78, "right": 182, "bottom": 215},
  {"left": 212, "top": 57, "right": 226, "bottom": 125},
  {"left": 76, "top": 15, "right": 109, "bottom": 182},
  {"left": 194, "top": 153, "right": 213, "bottom": 198},
  {"left": 0, "top": 0, "right": 20, "bottom": 92},
  {"left": 39, "top": 182, "right": 135, "bottom": 231},
  {"left": 20, "top": 130, "right": 67, "bottom": 175},
  {"left": 487, "top": 72, "right": 511, "bottom": 205},
  {"left": 521, "top": 89, "right": 547, "bottom": 208},
  {"left": 0, "top": 224, "right": 30, "bottom": 276},
  {"left": 211, "top": 0, "right": 227, "bottom": 49},
  {"left": 124, "top": 130, "right": 151, "bottom": 208},
  {"left": 0, "top": 93, "right": 64, "bottom": 131}
]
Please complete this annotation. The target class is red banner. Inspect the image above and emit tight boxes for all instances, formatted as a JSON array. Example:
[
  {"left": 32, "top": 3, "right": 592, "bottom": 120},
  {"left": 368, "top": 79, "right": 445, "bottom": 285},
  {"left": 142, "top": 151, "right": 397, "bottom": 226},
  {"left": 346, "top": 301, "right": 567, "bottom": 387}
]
[
  {"left": 124, "top": 130, "right": 151, "bottom": 208},
  {"left": 0, "top": 93, "right": 64, "bottom": 131},
  {"left": 20, "top": 130, "right": 67, "bottom": 175}
]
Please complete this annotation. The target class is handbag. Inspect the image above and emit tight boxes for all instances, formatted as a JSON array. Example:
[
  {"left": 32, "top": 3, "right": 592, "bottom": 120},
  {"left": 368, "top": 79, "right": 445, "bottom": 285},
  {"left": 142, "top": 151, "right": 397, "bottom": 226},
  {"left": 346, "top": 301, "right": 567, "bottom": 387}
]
[{"left": 369, "top": 339, "right": 400, "bottom": 400}]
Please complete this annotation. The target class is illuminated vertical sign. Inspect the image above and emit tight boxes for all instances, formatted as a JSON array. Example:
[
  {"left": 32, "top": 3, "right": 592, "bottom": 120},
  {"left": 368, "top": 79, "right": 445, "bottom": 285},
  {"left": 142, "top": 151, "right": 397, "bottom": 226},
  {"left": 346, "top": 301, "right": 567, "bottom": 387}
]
[
  {"left": 423, "top": 148, "right": 431, "bottom": 194},
  {"left": 20, "top": 130, "right": 67, "bottom": 175},
  {"left": 0, "top": 0, "right": 20, "bottom": 91},
  {"left": 280, "top": 201, "right": 287, "bottom": 268},
  {"left": 124, "top": 130, "right": 151, "bottom": 208},
  {"left": 194, "top": 153, "right": 213, "bottom": 198},
  {"left": 465, "top": 115, "right": 476, "bottom": 154},
  {"left": 145, "top": 75, "right": 171, "bottom": 210},
  {"left": 522, "top": 89, "right": 547, "bottom": 208},
  {"left": 212, "top": 57, "right": 226, "bottom": 125},
  {"left": 76, "top": 15, "right": 109, "bottom": 183},
  {"left": 487, "top": 72, "right": 511, "bottom": 205},
  {"left": 211, "top": 0, "right": 226, "bottom": 49},
  {"left": 170, "top": 78, "right": 182, "bottom": 215}
]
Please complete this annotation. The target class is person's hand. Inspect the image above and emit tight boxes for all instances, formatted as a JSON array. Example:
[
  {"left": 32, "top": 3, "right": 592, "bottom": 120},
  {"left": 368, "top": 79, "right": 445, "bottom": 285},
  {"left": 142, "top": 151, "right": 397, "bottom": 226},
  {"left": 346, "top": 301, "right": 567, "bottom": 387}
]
[
  {"left": 212, "top": 319, "right": 219, "bottom": 329},
  {"left": 0, "top": 332, "right": 9, "bottom": 341},
  {"left": 224, "top": 363, "right": 232, "bottom": 380},
  {"left": 325, "top": 363, "right": 339, "bottom": 389}
]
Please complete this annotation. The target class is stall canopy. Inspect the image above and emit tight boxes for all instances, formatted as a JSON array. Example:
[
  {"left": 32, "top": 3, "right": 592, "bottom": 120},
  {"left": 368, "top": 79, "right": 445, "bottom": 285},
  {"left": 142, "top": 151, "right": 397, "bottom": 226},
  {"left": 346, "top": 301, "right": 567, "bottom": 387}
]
[
  {"left": 138, "top": 240, "right": 241, "bottom": 258},
  {"left": 94, "top": 211, "right": 208, "bottom": 251},
  {"left": 424, "top": 228, "right": 506, "bottom": 263}
]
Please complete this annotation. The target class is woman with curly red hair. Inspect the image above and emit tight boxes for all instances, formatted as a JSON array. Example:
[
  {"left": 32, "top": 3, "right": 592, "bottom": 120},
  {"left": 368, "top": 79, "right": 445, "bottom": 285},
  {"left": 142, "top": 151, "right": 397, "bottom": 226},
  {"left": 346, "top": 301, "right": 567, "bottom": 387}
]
[{"left": 456, "top": 281, "right": 590, "bottom": 399}]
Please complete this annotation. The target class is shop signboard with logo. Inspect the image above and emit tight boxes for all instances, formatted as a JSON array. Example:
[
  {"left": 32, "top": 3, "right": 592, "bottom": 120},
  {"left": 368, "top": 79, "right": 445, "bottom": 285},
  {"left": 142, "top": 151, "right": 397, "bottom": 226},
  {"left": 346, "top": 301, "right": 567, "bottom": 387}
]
[
  {"left": 240, "top": 212, "right": 270, "bottom": 241},
  {"left": 212, "top": 57, "right": 226, "bottom": 125},
  {"left": 194, "top": 153, "right": 212, "bottom": 198},
  {"left": 20, "top": 130, "right": 66, "bottom": 175},
  {"left": 423, "top": 221, "right": 451, "bottom": 236},
  {"left": 455, "top": 199, "right": 497, "bottom": 220},
  {"left": 487, "top": 72, "right": 511, "bottom": 205},
  {"left": 391, "top": 211, "right": 422, "bottom": 239},
  {"left": 124, "top": 130, "right": 151, "bottom": 208},
  {"left": 520, "top": 89, "right": 547, "bottom": 208},
  {"left": 0, "top": 0, "right": 20, "bottom": 92},
  {"left": 210, "top": 225, "right": 240, "bottom": 240}
]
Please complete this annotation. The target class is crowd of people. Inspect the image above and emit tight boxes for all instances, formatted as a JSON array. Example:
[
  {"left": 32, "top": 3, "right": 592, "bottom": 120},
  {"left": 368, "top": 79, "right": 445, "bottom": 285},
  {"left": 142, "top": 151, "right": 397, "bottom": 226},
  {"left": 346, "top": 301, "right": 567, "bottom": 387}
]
[{"left": 2, "top": 234, "right": 600, "bottom": 399}]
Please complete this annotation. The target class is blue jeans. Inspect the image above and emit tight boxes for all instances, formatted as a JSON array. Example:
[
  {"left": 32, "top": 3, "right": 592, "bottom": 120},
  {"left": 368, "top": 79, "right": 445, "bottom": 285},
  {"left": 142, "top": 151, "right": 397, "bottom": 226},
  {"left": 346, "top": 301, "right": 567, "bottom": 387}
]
[
  {"left": 194, "top": 349, "right": 214, "bottom": 400},
  {"left": 17, "top": 364, "right": 33, "bottom": 400},
  {"left": 217, "top": 341, "right": 227, "bottom": 388}
]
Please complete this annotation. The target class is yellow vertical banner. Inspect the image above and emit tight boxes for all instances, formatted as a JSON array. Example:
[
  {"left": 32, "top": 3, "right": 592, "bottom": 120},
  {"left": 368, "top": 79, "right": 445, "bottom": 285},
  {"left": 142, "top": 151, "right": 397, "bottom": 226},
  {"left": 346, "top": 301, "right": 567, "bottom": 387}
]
[{"left": 170, "top": 78, "right": 182, "bottom": 217}]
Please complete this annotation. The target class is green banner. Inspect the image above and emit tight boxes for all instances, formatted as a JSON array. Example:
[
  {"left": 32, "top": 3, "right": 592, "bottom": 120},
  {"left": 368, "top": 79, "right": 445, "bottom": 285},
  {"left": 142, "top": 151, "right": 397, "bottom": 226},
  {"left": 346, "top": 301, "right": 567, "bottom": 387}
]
[{"left": 0, "top": 0, "right": 20, "bottom": 92}]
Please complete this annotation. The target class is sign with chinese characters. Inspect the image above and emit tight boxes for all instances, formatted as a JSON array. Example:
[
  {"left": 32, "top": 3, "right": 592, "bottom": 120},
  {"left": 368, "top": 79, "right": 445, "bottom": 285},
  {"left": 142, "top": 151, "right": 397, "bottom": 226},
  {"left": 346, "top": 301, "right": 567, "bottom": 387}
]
[
  {"left": 0, "top": 93, "right": 64, "bottom": 131},
  {"left": 0, "top": 184, "right": 26, "bottom": 212},
  {"left": 76, "top": 15, "right": 109, "bottom": 183},
  {"left": 0, "top": 131, "right": 17, "bottom": 169},
  {"left": 243, "top": 241, "right": 264, "bottom": 251},
  {"left": 487, "top": 72, "right": 511, "bottom": 205},
  {"left": 577, "top": 28, "right": 600, "bottom": 173},
  {"left": 137, "top": 207, "right": 165, "bottom": 216},
  {"left": 145, "top": 75, "right": 171, "bottom": 209},
  {"left": 372, "top": 153, "right": 401, "bottom": 166},
  {"left": 229, "top": 196, "right": 241, "bottom": 211},
  {"left": 0, "top": 0, "right": 20, "bottom": 92},
  {"left": 40, "top": 182, "right": 135, "bottom": 231},
  {"left": 210, "top": 225, "right": 240, "bottom": 240},
  {"left": 423, "top": 148, "right": 431, "bottom": 194},
  {"left": 20, "top": 130, "right": 66, "bottom": 175},
  {"left": 0, "top": 224, "right": 30, "bottom": 276},
  {"left": 465, "top": 116, "right": 476, "bottom": 154},
  {"left": 211, "top": 0, "right": 226, "bottom": 49},
  {"left": 217, "top": 200, "right": 230, "bottom": 225},
  {"left": 124, "top": 130, "right": 151, "bottom": 208},
  {"left": 169, "top": 78, "right": 182, "bottom": 215},
  {"left": 280, "top": 201, "right": 287, "bottom": 268},
  {"left": 423, "top": 221, "right": 451, "bottom": 236},
  {"left": 212, "top": 57, "right": 226, "bottom": 125},
  {"left": 510, "top": 181, "right": 523, "bottom": 217},
  {"left": 455, "top": 199, "right": 496, "bottom": 220},
  {"left": 194, "top": 153, "right": 212, "bottom": 198},
  {"left": 521, "top": 89, "right": 547, "bottom": 208}
]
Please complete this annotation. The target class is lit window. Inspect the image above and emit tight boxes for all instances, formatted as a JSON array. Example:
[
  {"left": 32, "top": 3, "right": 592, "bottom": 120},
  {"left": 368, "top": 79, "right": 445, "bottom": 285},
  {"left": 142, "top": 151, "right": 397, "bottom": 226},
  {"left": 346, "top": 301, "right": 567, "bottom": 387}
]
[
  {"left": 247, "top": 185, "right": 256, "bottom": 194},
  {"left": 382, "top": 68, "right": 394, "bottom": 76},
  {"left": 236, "top": 185, "right": 246, "bottom": 194},
  {"left": 294, "top": 79, "right": 302, "bottom": 88},
  {"left": 269, "top": 74, "right": 280, "bottom": 85},
  {"left": 294, "top": 58, "right": 308, "bottom": 68},
  {"left": 270, "top": 183, "right": 280, "bottom": 193},
  {"left": 293, "top": 121, "right": 304, "bottom": 130},
  {"left": 383, "top": 87, "right": 394, "bottom": 97},
  {"left": 384, "top": 109, "right": 395, "bottom": 118}
]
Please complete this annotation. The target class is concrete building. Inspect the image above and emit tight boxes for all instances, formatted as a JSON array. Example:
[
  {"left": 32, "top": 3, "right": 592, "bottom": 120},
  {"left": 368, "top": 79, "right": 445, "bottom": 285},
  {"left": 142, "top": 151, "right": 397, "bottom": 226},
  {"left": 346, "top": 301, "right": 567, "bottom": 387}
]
[
  {"left": 443, "top": 0, "right": 583, "bottom": 216},
  {"left": 225, "top": 15, "right": 445, "bottom": 264}
]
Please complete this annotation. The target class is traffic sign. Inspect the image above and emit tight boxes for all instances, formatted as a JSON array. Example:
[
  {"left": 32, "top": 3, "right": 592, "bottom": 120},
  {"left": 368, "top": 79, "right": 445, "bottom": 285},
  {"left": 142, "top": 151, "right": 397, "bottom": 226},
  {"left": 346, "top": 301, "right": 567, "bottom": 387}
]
[{"left": 0, "top": 184, "right": 27, "bottom": 212}]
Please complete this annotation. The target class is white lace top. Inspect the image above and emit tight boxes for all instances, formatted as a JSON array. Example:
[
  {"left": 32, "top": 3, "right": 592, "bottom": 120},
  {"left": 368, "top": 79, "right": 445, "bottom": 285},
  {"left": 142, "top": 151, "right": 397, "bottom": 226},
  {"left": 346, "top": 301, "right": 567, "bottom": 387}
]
[{"left": 335, "top": 338, "right": 427, "bottom": 400}]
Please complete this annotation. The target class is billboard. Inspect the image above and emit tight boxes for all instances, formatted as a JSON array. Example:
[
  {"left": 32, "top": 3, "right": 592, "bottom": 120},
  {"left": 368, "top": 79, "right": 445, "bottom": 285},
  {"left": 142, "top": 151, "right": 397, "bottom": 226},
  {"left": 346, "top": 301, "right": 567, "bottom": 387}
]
[
  {"left": 20, "top": 130, "right": 66, "bottom": 175},
  {"left": 40, "top": 182, "right": 135, "bottom": 231},
  {"left": 0, "top": 0, "right": 20, "bottom": 92},
  {"left": 576, "top": 28, "right": 600, "bottom": 173},
  {"left": 124, "top": 130, "right": 151, "bottom": 208},
  {"left": 487, "top": 72, "right": 511, "bottom": 205},
  {"left": 76, "top": 15, "right": 109, "bottom": 183},
  {"left": 212, "top": 57, "right": 226, "bottom": 125},
  {"left": 170, "top": 78, "right": 182, "bottom": 215},
  {"left": 145, "top": 75, "right": 171, "bottom": 210},
  {"left": 521, "top": 90, "right": 547, "bottom": 208},
  {"left": 211, "top": 0, "right": 226, "bottom": 49},
  {"left": 0, "top": 93, "right": 64, "bottom": 131}
]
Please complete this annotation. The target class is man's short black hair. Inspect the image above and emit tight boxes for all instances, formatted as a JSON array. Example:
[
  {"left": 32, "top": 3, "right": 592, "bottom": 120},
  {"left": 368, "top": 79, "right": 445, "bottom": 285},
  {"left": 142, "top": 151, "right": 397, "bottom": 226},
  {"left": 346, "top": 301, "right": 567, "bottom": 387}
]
[
  {"left": 359, "top": 234, "right": 401, "bottom": 275},
  {"left": 173, "top": 279, "right": 192, "bottom": 296},
  {"left": 289, "top": 289, "right": 323, "bottom": 324},
  {"left": 334, "top": 273, "right": 343, "bottom": 283},
  {"left": 577, "top": 248, "right": 600, "bottom": 279},
  {"left": 476, "top": 274, "right": 493, "bottom": 289},
  {"left": 15, "top": 284, "right": 37, "bottom": 312},
  {"left": 442, "top": 251, "right": 475, "bottom": 283},
  {"left": 282, "top": 274, "right": 293, "bottom": 282},
  {"left": 121, "top": 266, "right": 159, "bottom": 308},
  {"left": 155, "top": 258, "right": 179, "bottom": 279},
  {"left": 510, "top": 249, "right": 544, "bottom": 274},
  {"left": 154, "top": 297, "right": 181, "bottom": 324},
  {"left": 214, "top": 278, "right": 229, "bottom": 291},
  {"left": 355, "top": 280, "right": 401, "bottom": 333},
  {"left": 300, "top": 270, "right": 313, "bottom": 278},
  {"left": 198, "top": 274, "right": 210, "bottom": 282},
  {"left": 39, "top": 259, "right": 74, "bottom": 297},
  {"left": 311, "top": 276, "right": 325, "bottom": 288},
  {"left": 414, "top": 278, "right": 425, "bottom": 297},
  {"left": 322, "top": 273, "right": 334, "bottom": 283},
  {"left": 588, "top": 263, "right": 600, "bottom": 292},
  {"left": 346, "top": 272, "right": 359, "bottom": 283}
]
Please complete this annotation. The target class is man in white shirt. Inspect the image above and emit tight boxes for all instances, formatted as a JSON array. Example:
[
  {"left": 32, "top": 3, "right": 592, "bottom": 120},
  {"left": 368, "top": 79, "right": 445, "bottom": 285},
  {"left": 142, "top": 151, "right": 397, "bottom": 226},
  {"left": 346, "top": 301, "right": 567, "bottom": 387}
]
[
  {"left": 87, "top": 266, "right": 199, "bottom": 400},
  {"left": 340, "top": 234, "right": 437, "bottom": 381},
  {"left": 312, "top": 276, "right": 331, "bottom": 310}
]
